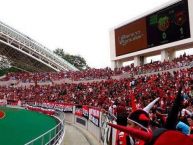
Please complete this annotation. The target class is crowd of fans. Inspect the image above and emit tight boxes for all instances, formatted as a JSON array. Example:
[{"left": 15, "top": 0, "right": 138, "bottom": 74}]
[
  {"left": 0, "top": 53, "right": 193, "bottom": 144},
  {"left": 0, "top": 67, "right": 192, "bottom": 110},
  {"left": 1, "top": 53, "right": 193, "bottom": 82},
  {"left": 114, "top": 53, "right": 193, "bottom": 75},
  {"left": 0, "top": 54, "right": 192, "bottom": 110}
]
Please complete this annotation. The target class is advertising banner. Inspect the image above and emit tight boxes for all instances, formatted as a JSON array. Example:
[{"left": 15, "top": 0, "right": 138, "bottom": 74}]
[
  {"left": 63, "top": 104, "right": 73, "bottom": 113},
  {"left": 35, "top": 102, "right": 73, "bottom": 113},
  {"left": 115, "top": 18, "right": 147, "bottom": 56},
  {"left": 100, "top": 113, "right": 113, "bottom": 145},
  {"left": 89, "top": 107, "right": 100, "bottom": 126}
]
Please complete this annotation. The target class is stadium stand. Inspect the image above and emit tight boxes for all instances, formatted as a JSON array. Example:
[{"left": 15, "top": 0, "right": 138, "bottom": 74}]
[
  {"left": 1, "top": 53, "right": 192, "bottom": 82},
  {"left": 0, "top": 54, "right": 193, "bottom": 145}
]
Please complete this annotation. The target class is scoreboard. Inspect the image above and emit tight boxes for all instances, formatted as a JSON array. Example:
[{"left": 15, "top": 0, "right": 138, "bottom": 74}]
[{"left": 115, "top": 0, "right": 190, "bottom": 56}]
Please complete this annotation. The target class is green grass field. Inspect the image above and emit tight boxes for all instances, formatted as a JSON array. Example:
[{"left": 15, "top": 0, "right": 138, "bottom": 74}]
[{"left": 0, "top": 107, "right": 59, "bottom": 145}]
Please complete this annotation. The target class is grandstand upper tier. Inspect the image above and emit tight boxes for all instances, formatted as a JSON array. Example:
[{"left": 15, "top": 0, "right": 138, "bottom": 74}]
[{"left": 0, "top": 21, "right": 78, "bottom": 72}]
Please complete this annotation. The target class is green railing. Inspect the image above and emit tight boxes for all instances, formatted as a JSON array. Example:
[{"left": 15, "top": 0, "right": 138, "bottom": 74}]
[{"left": 24, "top": 113, "right": 64, "bottom": 145}]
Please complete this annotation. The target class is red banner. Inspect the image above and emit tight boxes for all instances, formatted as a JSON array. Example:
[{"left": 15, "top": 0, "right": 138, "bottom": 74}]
[
  {"left": 35, "top": 102, "right": 73, "bottom": 113},
  {"left": 75, "top": 105, "right": 83, "bottom": 117},
  {"left": 82, "top": 105, "right": 89, "bottom": 119}
]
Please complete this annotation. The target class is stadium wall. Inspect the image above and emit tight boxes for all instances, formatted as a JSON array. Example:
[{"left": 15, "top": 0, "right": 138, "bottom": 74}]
[{"left": 63, "top": 109, "right": 117, "bottom": 145}]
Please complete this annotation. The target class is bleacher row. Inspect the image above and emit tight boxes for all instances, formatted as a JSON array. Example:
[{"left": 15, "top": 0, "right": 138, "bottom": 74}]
[{"left": 1, "top": 53, "right": 192, "bottom": 83}]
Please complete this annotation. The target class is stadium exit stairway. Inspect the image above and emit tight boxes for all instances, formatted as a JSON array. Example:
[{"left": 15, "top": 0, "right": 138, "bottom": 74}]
[{"left": 62, "top": 122, "right": 101, "bottom": 145}]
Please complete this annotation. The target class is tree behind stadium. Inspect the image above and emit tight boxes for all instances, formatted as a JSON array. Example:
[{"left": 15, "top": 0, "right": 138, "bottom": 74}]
[{"left": 53, "top": 48, "right": 89, "bottom": 70}]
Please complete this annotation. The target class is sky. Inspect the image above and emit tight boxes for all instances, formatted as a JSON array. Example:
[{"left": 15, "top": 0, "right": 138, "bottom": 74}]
[{"left": 0, "top": 0, "right": 175, "bottom": 68}]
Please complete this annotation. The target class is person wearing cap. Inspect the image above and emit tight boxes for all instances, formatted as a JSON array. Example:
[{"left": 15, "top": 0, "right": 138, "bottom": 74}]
[
  {"left": 115, "top": 104, "right": 129, "bottom": 145},
  {"left": 122, "top": 97, "right": 160, "bottom": 145},
  {"left": 109, "top": 87, "right": 193, "bottom": 145},
  {"left": 128, "top": 97, "right": 160, "bottom": 129},
  {"left": 127, "top": 108, "right": 153, "bottom": 145}
]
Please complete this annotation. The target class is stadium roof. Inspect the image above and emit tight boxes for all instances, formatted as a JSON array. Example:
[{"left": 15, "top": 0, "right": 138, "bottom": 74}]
[{"left": 0, "top": 21, "right": 78, "bottom": 72}]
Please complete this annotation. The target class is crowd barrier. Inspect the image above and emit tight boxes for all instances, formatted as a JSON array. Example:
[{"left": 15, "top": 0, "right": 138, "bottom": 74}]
[
  {"left": 24, "top": 107, "right": 65, "bottom": 145},
  {"left": 24, "top": 120, "right": 64, "bottom": 145},
  {"left": 31, "top": 102, "right": 117, "bottom": 145},
  {"left": 64, "top": 112, "right": 116, "bottom": 145}
]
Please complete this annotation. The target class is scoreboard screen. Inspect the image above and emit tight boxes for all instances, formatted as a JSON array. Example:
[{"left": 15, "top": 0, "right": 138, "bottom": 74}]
[
  {"left": 115, "top": 0, "right": 190, "bottom": 56},
  {"left": 147, "top": 0, "right": 190, "bottom": 48}
]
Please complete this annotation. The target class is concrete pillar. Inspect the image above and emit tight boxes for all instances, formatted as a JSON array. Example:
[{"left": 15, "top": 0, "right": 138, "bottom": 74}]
[
  {"left": 161, "top": 50, "right": 169, "bottom": 62},
  {"left": 168, "top": 50, "right": 176, "bottom": 61},
  {"left": 111, "top": 61, "right": 116, "bottom": 70},
  {"left": 110, "top": 30, "right": 116, "bottom": 70},
  {"left": 140, "top": 56, "right": 144, "bottom": 66},
  {"left": 116, "top": 60, "right": 123, "bottom": 68},
  {"left": 111, "top": 60, "right": 123, "bottom": 69},
  {"left": 134, "top": 56, "right": 140, "bottom": 67},
  {"left": 144, "top": 57, "right": 148, "bottom": 64}
]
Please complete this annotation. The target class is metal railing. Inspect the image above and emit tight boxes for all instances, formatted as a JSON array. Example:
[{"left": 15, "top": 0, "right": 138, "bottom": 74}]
[{"left": 24, "top": 112, "right": 65, "bottom": 145}]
